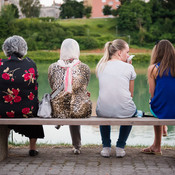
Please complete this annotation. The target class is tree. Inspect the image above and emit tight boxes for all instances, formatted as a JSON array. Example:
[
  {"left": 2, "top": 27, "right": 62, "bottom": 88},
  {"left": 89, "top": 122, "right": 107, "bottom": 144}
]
[
  {"left": 11, "top": 4, "right": 19, "bottom": 18},
  {"left": 161, "top": 0, "right": 175, "bottom": 11},
  {"left": 1, "top": 5, "right": 17, "bottom": 21},
  {"left": 19, "top": 0, "right": 41, "bottom": 18},
  {"left": 103, "top": 5, "right": 112, "bottom": 15},
  {"left": 60, "top": 0, "right": 84, "bottom": 19},
  {"left": 119, "top": 0, "right": 131, "bottom": 5},
  {"left": 117, "top": 0, "right": 151, "bottom": 32},
  {"left": 84, "top": 6, "right": 92, "bottom": 18},
  {"left": 0, "top": 5, "right": 17, "bottom": 38},
  {"left": 147, "top": 0, "right": 175, "bottom": 42},
  {"left": 117, "top": 0, "right": 152, "bottom": 44},
  {"left": 111, "top": 9, "right": 118, "bottom": 17}
]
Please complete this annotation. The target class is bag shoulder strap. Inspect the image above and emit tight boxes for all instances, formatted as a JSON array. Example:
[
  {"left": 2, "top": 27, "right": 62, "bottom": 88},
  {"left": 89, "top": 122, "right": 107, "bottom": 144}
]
[{"left": 51, "top": 83, "right": 64, "bottom": 99}]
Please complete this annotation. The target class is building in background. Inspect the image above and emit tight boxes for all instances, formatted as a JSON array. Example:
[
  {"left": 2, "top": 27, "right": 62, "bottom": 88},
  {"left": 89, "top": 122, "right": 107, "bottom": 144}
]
[
  {"left": 0, "top": 0, "right": 60, "bottom": 18},
  {"left": 40, "top": 1, "right": 60, "bottom": 18},
  {"left": 84, "top": 0, "right": 120, "bottom": 18},
  {"left": 0, "top": 0, "right": 4, "bottom": 10}
]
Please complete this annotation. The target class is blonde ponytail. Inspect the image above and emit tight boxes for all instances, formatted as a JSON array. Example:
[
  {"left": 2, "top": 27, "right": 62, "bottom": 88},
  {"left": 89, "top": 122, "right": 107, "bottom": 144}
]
[
  {"left": 95, "top": 41, "right": 112, "bottom": 77},
  {"left": 96, "top": 39, "right": 127, "bottom": 77}
]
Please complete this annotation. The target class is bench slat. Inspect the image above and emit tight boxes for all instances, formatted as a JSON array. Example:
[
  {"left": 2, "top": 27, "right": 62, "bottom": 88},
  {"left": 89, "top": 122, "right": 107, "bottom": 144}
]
[{"left": 0, "top": 117, "right": 175, "bottom": 125}]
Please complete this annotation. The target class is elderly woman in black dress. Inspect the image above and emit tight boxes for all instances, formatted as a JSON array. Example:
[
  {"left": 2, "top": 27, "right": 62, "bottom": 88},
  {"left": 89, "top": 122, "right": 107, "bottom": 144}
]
[{"left": 0, "top": 35, "right": 44, "bottom": 156}]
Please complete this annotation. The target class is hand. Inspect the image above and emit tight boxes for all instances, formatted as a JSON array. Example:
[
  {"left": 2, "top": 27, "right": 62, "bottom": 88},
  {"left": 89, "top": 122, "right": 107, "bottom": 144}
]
[{"left": 128, "top": 60, "right": 132, "bottom": 64}]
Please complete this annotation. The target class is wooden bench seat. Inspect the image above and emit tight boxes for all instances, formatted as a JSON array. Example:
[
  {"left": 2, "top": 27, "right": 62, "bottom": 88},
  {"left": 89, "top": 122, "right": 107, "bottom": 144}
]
[
  {"left": 0, "top": 116, "right": 175, "bottom": 161},
  {"left": 0, "top": 116, "right": 175, "bottom": 125}
]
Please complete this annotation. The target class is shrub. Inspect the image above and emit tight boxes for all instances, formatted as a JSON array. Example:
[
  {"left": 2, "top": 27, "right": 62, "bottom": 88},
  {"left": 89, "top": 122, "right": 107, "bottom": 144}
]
[
  {"left": 74, "top": 37, "right": 99, "bottom": 50},
  {"left": 97, "top": 24, "right": 104, "bottom": 28}
]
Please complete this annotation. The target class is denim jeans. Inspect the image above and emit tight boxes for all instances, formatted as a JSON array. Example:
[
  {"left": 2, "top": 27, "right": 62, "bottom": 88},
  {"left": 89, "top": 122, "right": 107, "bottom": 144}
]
[{"left": 100, "top": 125, "right": 132, "bottom": 148}]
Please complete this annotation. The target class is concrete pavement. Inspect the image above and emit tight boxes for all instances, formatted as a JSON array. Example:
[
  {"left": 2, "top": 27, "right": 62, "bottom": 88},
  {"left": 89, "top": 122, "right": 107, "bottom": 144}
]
[{"left": 0, "top": 145, "right": 175, "bottom": 175}]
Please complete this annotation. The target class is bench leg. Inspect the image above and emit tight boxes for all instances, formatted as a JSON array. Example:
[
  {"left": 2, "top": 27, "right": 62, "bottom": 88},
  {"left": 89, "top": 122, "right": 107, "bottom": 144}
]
[{"left": 0, "top": 125, "right": 8, "bottom": 161}]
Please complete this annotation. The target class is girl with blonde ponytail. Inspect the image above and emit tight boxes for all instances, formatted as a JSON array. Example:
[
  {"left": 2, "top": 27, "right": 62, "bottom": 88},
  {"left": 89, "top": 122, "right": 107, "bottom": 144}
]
[
  {"left": 96, "top": 39, "right": 128, "bottom": 76},
  {"left": 96, "top": 39, "right": 138, "bottom": 158}
]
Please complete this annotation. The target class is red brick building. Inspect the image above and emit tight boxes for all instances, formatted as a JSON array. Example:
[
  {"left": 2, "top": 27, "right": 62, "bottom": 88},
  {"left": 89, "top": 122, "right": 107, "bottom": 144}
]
[{"left": 84, "top": 0, "right": 121, "bottom": 18}]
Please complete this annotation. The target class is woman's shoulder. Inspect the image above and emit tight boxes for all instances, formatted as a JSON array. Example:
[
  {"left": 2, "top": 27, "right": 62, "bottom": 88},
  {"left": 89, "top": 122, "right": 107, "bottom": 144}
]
[
  {"left": 148, "top": 64, "right": 158, "bottom": 77},
  {"left": 23, "top": 57, "right": 33, "bottom": 62},
  {"left": 48, "top": 62, "right": 57, "bottom": 69},
  {"left": 79, "top": 62, "right": 90, "bottom": 71},
  {"left": 148, "top": 64, "right": 157, "bottom": 73},
  {"left": 120, "top": 61, "right": 135, "bottom": 71}
]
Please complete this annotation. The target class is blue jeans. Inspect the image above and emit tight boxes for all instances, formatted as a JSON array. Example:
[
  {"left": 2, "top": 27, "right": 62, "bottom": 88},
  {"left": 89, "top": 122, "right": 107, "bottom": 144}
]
[{"left": 100, "top": 125, "right": 132, "bottom": 148}]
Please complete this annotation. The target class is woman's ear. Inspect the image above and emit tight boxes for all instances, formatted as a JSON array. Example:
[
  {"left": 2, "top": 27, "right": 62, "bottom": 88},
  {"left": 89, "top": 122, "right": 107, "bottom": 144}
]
[{"left": 118, "top": 50, "right": 121, "bottom": 57}]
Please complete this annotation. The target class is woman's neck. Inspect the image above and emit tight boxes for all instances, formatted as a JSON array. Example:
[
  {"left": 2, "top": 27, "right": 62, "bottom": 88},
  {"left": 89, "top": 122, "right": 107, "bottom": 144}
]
[{"left": 110, "top": 54, "right": 121, "bottom": 61}]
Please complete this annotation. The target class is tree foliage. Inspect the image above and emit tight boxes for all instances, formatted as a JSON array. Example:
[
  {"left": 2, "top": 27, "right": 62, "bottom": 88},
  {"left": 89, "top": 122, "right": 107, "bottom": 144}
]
[
  {"left": 11, "top": 4, "right": 19, "bottom": 18},
  {"left": 19, "top": 0, "right": 41, "bottom": 17},
  {"left": 103, "top": 5, "right": 112, "bottom": 15},
  {"left": 84, "top": 6, "right": 92, "bottom": 18},
  {"left": 117, "top": 0, "right": 175, "bottom": 45},
  {"left": 60, "top": 0, "right": 84, "bottom": 19},
  {"left": 0, "top": 5, "right": 17, "bottom": 21},
  {"left": 119, "top": 0, "right": 131, "bottom": 5},
  {"left": 0, "top": 5, "right": 18, "bottom": 39}
]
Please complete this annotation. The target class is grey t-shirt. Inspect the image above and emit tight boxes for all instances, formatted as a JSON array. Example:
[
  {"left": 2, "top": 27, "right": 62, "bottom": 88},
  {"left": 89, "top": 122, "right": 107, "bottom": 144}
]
[{"left": 96, "top": 60, "right": 136, "bottom": 118}]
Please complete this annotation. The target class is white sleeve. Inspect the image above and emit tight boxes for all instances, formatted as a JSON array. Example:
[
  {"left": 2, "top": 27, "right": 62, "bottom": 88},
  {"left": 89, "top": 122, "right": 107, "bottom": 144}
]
[{"left": 130, "top": 65, "right": 136, "bottom": 80}]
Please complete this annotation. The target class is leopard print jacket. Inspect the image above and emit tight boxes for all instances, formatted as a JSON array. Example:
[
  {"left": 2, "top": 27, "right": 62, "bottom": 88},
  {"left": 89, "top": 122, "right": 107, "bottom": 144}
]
[{"left": 48, "top": 60, "right": 92, "bottom": 118}]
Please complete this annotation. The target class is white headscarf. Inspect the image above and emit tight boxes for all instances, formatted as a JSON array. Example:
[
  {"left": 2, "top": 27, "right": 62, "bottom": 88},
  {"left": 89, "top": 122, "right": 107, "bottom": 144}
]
[{"left": 57, "top": 38, "right": 80, "bottom": 93}]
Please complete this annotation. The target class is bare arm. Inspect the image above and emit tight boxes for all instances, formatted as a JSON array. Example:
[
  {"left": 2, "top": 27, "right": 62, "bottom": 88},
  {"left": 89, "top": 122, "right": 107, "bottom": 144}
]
[
  {"left": 129, "top": 80, "right": 134, "bottom": 97},
  {"left": 148, "top": 65, "right": 157, "bottom": 98}
]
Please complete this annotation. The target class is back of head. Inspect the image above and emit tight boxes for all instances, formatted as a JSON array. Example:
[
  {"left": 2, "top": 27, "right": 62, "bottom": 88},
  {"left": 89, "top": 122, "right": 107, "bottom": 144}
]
[
  {"left": 151, "top": 40, "right": 175, "bottom": 77},
  {"left": 107, "top": 39, "right": 127, "bottom": 58},
  {"left": 60, "top": 38, "right": 80, "bottom": 61},
  {"left": 96, "top": 39, "right": 127, "bottom": 75},
  {"left": 2, "top": 35, "right": 28, "bottom": 58}
]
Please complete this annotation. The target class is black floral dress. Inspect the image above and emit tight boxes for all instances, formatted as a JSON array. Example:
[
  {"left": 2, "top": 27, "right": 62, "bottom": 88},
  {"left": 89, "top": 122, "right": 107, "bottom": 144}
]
[{"left": 0, "top": 55, "right": 44, "bottom": 138}]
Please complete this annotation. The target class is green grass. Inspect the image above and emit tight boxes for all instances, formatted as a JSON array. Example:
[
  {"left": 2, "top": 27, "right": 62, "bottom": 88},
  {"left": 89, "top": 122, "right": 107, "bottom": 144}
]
[
  {"left": 0, "top": 51, "right": 151, "bottom": 70},
  {"left": 57, "top": 18, "right": 117, "bottom": 36}
]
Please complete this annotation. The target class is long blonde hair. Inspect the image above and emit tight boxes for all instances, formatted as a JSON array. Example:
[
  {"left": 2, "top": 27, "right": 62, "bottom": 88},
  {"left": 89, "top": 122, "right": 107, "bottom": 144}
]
[
  {"left": 96, "top": 39, "right": 127, "bottom": 77},
  {"left": 150, "top": 40, "right": 175, "bottom": 77}
]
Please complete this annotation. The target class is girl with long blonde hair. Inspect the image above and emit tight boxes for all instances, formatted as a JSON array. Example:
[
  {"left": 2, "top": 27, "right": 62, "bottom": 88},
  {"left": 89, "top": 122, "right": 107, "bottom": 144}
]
[{"left": 96, "top": 39, "right": 138, "bottom": 158}]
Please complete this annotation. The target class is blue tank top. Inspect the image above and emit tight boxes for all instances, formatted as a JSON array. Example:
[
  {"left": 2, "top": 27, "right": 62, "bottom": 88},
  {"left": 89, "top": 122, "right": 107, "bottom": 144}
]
[{"left": 150, "top": 63, "right": 175, "bottom": 119}]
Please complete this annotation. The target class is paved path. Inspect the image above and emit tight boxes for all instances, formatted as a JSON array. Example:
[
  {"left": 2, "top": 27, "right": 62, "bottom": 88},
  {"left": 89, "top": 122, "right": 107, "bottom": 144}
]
[{"left": 0, "top": 145, "right": 175, "bottom": 175}]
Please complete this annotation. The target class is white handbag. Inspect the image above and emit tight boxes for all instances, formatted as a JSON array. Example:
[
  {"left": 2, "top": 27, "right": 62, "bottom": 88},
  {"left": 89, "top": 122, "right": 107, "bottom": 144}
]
[{"left": 37, "top": 84, "right": 64, "bottom": 118}]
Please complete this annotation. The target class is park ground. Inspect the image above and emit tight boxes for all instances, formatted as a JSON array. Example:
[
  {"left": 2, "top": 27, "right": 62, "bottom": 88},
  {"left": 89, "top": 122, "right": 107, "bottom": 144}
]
[{"left": 1, "top": 145, "right": 175, "bottom": 175}]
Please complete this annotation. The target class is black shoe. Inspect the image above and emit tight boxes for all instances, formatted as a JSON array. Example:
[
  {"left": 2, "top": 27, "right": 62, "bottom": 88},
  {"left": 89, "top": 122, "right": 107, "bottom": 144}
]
[{"left": 29, "top": 150, "right": 39, "bottom": 156}]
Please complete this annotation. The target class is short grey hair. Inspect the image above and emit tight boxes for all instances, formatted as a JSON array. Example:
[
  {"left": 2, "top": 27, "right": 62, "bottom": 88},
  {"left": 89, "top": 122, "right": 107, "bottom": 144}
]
[{"left": 2, "top": 35, "right": 28, "bottom": 58}]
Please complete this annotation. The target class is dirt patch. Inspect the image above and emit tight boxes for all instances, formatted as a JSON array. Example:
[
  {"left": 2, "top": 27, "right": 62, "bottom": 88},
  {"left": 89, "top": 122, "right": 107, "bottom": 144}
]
[
  {"left": 51, "top": 48, "right": 151, "bottom": 54},
  {"left": 81, "top": 48, "right": 151, "bottom": 54}
]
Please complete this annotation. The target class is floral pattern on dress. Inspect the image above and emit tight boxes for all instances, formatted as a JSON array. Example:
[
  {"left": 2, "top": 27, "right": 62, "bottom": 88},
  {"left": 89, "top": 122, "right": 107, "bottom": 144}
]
[
  {"left": 22, "top": 68, "right": 36, "bottom": 85},
  {"left": 0, "top": 56, "right": 38, "bottom": 118},
  {"left": 3, "top": 88, "right": 21, "bottom": 104},
  {"left": 2, "top": 67, "right": 20, "bottom": 82},
  {"left": 28, "top": 92, "right": 35, "bottom": 100},
  {"left": 0, "top": 59, "right": 3, "bottom": 66},
  {"left": 6, "top": 111, "right": 15, "bottom": 118},
  {"left": 22, "top": 106, "right": 34, "bottom": 118}
]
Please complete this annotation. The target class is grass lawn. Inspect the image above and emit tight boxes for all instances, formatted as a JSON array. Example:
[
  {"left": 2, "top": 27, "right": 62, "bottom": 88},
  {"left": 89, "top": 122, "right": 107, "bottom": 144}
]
[{"left": 57, "top": 18, "right": 117, "bottom": 36}]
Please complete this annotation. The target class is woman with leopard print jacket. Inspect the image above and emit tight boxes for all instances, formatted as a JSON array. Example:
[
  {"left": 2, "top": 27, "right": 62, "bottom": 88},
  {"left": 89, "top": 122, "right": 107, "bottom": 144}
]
[{"left": 48, "top": 38, "right": 92, "bottom": 154}]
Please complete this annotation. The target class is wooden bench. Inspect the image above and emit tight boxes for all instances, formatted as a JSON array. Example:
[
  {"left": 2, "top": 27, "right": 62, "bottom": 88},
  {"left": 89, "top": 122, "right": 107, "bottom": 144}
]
[{"left": 0, "top": 116, "right": 175, "bottom": 161}]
